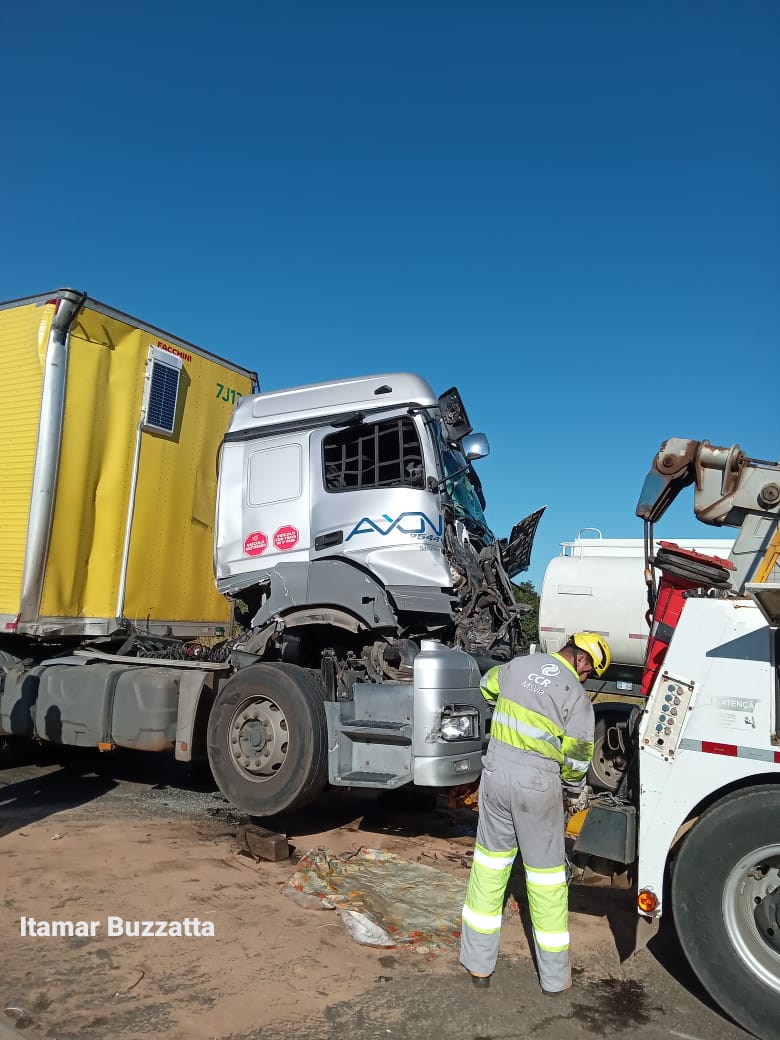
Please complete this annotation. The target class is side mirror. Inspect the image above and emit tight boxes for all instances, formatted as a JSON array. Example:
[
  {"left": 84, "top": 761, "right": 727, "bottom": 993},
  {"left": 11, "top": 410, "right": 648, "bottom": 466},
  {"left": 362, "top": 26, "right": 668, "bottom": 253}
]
[
  {"left": 437, "top": 386, "right": 473, "bottom": 442},
  {"left": 461, "top": 432, "right": 490, "bottom": 461}
]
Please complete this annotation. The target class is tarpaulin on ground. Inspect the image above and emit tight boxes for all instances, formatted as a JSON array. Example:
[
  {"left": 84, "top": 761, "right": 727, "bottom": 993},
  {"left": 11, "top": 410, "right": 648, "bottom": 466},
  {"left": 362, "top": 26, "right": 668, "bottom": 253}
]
[{"left": 283, "top": 847, "right": 468, "bottom": 952}]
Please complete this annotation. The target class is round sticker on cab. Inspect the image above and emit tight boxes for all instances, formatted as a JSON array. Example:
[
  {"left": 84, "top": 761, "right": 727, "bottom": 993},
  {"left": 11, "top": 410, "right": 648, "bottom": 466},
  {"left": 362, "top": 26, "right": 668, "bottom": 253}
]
[
  {"left": 273, "top": 525, "right": 299, "bottom": 551},
  {"left": 243, "top": 531, "right": 268, "bottom": 557}
]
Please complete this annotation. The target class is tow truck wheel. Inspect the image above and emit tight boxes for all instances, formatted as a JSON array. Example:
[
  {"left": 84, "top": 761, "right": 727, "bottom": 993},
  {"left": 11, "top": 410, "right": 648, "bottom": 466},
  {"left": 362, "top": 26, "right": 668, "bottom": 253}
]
[
  {"left": 671, "top": 785, "right": 780, "bottom": 1040},
  {"left": 587, "top": 712, "right": 628, "bottom": 792},
  {"left": 207, "top": 663, "right": 328, "bottom": 817}
]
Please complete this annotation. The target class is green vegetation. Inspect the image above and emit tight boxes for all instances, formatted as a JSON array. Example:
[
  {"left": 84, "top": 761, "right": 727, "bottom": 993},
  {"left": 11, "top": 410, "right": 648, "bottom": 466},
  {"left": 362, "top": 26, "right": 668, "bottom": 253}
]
[{"left": 512, "top": 580, "right": 540, "bottom": 646}]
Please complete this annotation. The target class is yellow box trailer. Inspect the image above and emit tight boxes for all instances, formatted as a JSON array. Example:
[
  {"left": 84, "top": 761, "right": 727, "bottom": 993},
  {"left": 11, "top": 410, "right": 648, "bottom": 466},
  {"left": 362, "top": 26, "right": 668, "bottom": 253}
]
[{"left": 0, "top": 289, "right": 257, "bottom": 639}]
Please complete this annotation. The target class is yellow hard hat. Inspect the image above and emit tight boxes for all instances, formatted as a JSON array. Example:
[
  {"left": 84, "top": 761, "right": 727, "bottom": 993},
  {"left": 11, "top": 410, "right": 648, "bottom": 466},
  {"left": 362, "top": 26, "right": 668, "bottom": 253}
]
[{"left": 571, "top": 632, "right": 611, "bottom": 678}]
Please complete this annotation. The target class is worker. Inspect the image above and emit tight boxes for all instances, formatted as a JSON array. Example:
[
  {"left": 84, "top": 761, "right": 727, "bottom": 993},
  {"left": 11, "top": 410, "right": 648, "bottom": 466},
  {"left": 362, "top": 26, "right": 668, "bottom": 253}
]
[{"left": 459, "top": 631, "right": 611, "bottom": 995}]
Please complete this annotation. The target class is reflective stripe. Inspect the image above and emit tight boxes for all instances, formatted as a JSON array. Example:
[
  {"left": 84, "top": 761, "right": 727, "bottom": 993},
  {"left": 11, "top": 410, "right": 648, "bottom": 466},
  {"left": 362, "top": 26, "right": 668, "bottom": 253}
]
[
  {"left": 490, "top": 721, "right": 564, "bottom": 763},
  {"left": 496, "top": 696, "right": 565, "bottom": 743},
  {"left": 492, "top": 710, "right": 561, "bottom": 747},
  {"left": 462, "top": 904, "right": 503, "bottom": 932},
  {"left": 534, "top": 928, "right": 570, "bottom": 952},
  {"left": 474, "top": 847, "right": 516, "bottom": 870},
  {"left": 561, "top": 734, "right": 594, "bottom": 784},
  {"left": 490, "top": 696, "right": 571, "bottom": 765},
  {"left": 561, "top": 736, "right": 594, "bottom": 760},
  {"left": 464, "top": 844, "right": 515, "bottom": 926},
  {"left": 524, "top": 861, "right": 569, "bottom": 943},
  {"left": 562, "top": 767, "right": 588, "bottom": 784},
  {"left": 525, "top": 868, "right": 567, "bottom": 887},
  {"left": 564, "top": 757, "right": 589, "bottom": 773}
]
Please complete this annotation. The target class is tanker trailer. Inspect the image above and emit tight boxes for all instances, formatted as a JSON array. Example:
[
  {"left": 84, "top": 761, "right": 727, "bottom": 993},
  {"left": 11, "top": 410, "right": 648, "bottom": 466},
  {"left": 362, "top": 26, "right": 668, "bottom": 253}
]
[{"left": 538, "top": 530, "right": 733, "bottom": 789}]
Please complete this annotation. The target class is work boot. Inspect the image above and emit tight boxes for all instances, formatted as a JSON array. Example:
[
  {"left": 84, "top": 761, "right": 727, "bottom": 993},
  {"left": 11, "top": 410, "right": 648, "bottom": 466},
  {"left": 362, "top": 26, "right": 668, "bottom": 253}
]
[{"left": 468, "top": 971, "right": 491, "bottom": 989}]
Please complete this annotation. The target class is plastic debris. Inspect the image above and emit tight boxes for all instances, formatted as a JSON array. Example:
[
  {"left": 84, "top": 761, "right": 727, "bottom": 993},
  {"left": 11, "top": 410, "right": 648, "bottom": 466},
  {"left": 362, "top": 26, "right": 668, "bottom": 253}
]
[{"left": 283, "top": 847, "right": 467, "bottom": 952}]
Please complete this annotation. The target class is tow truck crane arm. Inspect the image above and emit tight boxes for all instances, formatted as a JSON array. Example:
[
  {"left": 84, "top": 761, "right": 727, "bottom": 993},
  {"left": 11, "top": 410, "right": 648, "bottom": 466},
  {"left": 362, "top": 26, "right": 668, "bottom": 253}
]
[{"left": 636, "top": 437, "right": 780, "bottom": 592}]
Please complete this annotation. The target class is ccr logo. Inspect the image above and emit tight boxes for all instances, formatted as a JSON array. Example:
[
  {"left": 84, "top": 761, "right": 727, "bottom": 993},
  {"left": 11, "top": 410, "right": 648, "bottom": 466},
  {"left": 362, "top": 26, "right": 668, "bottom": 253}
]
[
  {"left": 527, "top": 673, "right": 551, "bottom": 687},
  {"left": 541, "top": 664, "right": 559, "bottom": 677}
]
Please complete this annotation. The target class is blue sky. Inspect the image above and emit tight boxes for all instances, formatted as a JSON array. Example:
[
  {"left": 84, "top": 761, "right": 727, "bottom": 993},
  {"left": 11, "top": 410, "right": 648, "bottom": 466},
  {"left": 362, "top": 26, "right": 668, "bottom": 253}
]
[{"left": 3, "top": 2, "right": 778, "bottom": 588}]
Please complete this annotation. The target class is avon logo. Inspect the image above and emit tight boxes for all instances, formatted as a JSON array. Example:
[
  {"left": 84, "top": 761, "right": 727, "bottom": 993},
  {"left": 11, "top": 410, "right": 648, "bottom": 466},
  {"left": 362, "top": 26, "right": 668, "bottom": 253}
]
[{"left": 346, "top": 512, "right": 443, "bottom": 541}]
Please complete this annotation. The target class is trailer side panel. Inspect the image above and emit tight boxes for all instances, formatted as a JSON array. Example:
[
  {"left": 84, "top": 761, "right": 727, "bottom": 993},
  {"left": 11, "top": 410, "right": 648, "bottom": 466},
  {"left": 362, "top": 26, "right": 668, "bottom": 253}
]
[{"left": 0, "top": 299, "right": 52, "bottom": 621}]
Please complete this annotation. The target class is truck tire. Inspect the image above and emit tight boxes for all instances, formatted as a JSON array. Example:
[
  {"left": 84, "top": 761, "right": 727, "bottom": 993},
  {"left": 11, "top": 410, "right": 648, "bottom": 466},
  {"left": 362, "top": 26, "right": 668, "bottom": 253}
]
[
  {"left": 207, "top": 663, "right": 328, "bottom": 817},
  {"left": 671, "top": 785, "right": 780, "bottom": 1040},
  {"left": 653, "top": 547, "right": 733, "bottom": 589}
]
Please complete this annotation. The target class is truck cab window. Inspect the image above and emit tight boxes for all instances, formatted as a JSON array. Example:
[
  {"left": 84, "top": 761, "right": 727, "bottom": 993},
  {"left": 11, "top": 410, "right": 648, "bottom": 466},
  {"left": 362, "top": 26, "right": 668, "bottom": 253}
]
[
  {"left": 439, "top": 445, "right": 490, "bottom": 533},
  {"left": 323, "top": 416, "right": 424, "bottom": 492}
]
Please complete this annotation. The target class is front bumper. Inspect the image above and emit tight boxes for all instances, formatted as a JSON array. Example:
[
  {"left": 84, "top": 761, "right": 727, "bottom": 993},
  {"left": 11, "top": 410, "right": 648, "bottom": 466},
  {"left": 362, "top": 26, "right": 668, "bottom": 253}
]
[{"left": 412, "top": 748, "right": 483, "bottom": 787}]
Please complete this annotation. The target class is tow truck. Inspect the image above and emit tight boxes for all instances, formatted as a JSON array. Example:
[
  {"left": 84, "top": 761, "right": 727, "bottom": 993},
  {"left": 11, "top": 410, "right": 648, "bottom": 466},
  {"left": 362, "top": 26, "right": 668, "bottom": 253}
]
[{"left": 572, "top": 438, "right": 780, "bottom": 1040}]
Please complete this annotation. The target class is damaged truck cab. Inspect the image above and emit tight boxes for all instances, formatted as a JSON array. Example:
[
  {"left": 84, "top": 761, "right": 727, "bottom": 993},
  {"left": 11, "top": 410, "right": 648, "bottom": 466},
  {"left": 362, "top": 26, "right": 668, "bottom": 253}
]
[{"left": 208, "top": 373, "right": 543, "bottom": 814}]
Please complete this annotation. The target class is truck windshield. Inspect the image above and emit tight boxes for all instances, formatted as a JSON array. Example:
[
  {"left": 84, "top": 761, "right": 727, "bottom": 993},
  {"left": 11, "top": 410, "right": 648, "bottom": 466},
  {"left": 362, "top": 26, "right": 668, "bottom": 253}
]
[{"left": 440, "top": 445, "right": 492, "bottom": 538}]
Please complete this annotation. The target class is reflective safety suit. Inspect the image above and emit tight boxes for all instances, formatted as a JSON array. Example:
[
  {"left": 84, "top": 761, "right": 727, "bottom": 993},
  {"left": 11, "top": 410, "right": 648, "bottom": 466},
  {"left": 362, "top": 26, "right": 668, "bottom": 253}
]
[{"left": 459, "top": 651, "right": 595, "bottom": 993}]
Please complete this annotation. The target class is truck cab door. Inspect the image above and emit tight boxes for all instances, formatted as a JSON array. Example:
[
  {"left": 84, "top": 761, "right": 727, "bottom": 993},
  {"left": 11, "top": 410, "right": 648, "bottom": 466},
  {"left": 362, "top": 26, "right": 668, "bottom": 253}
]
[{"left": 215, "top": 431, "right": 311, "bottom": 585}]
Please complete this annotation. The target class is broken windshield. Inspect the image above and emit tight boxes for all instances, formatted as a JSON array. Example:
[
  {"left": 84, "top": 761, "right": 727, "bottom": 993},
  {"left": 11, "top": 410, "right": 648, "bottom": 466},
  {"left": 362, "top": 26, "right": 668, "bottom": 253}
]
[{"left": 439, "top": 445, "right": 492, "bottom": 538}]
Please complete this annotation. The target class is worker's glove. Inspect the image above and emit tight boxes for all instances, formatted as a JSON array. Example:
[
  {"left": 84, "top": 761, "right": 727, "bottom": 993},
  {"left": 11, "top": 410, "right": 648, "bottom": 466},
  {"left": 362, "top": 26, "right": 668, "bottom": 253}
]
[{"left": 563, "top": 786, "right": 590, "bottom": 814}]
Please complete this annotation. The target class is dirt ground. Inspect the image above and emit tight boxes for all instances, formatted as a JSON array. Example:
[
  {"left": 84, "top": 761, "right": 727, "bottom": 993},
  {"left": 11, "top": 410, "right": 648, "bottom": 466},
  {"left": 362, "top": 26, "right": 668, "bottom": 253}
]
[{"left": 0, "top": 759, "right": 637, "bottom": 1040}]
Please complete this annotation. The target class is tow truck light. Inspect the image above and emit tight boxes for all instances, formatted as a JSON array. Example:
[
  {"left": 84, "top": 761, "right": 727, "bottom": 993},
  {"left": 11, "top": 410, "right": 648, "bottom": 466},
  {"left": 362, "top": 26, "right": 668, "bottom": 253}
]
[{"left": 637, "top": 889, "right": 659, "bottom": 915}]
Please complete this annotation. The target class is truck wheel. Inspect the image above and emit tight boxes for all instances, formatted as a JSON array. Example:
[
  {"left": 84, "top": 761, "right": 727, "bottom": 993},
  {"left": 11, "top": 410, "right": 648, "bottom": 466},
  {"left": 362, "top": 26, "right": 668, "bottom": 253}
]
[
  {"left": 207, "top": 663, "right": 328, "bottom": 817},
  {"left": 671, "top": 785, "right": 780, "bottom": 1040},
  {"left": 587, "top": 713, "right": 628, "bottom": 792}
]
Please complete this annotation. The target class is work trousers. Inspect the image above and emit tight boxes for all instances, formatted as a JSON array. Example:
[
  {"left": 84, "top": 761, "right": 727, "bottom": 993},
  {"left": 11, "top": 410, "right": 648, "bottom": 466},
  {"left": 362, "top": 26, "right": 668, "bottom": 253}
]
[{"left": 459, "top": 747, "right": 571, "bottom": 993}]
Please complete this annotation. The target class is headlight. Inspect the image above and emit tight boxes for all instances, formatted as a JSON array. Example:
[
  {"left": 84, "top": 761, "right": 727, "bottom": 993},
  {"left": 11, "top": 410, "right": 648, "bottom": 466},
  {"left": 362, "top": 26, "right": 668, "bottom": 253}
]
[{"left": 439, "top": 704, "right": 479, "bottom": 741}]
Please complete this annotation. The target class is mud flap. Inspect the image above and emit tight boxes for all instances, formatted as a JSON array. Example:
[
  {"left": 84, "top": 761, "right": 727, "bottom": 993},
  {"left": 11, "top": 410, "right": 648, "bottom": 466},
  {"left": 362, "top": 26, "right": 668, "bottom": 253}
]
[{"left": 631, "top": 913, "right": 660, "bottom": 957}]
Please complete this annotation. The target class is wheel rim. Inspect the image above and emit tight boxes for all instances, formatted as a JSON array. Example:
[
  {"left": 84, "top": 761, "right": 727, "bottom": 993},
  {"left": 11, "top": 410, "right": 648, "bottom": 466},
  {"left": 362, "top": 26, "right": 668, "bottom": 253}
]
[
  {"left": 722, "top": 842, "right": 780, "bottom": 995},
  {"left": 589, "top": 733, "right": 626, "bottom": 792},
  {"left": 228, "top": 696, "right": 289, "bottom": 782}
]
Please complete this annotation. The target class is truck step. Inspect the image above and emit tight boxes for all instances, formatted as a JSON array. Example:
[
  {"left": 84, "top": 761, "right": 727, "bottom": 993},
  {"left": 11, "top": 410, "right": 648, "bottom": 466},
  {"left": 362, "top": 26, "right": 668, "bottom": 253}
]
[
  {"left": 338, "top": 720, "right": 412, "bottom": 744},
  {"left": 334, "top": 770, "right": 408, "bottom": 788}
]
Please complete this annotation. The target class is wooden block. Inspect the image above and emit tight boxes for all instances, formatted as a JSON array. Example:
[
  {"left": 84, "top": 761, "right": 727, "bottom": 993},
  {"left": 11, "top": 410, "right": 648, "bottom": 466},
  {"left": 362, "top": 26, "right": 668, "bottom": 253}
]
[{"left": 236, "top": 823, "right": 290, "bottom": 862}]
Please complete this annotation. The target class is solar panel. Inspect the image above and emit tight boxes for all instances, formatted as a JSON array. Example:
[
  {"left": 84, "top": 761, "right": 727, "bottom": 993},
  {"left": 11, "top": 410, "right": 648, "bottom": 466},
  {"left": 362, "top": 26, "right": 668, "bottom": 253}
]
[{"left": 142, "top": 346, "right": 182, "bottom": 436}]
